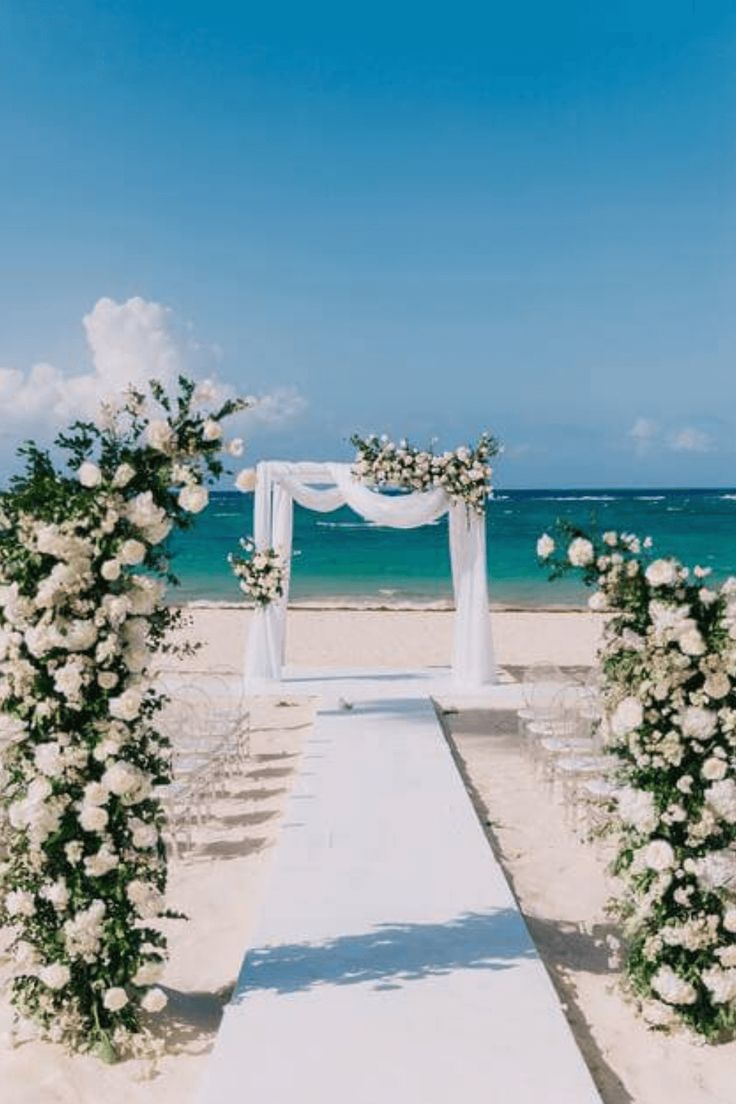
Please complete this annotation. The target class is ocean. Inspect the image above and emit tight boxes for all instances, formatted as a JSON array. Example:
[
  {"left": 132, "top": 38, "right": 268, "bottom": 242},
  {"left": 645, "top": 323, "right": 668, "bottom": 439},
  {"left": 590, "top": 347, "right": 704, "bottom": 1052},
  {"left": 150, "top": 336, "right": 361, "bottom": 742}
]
[{"left": 169, "top": 488, "right": 736, "bottom": 609}]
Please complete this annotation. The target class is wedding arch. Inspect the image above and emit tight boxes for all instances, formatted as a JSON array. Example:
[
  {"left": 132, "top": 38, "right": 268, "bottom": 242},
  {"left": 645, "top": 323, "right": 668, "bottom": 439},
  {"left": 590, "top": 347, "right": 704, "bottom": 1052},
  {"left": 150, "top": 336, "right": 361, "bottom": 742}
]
[{"left": 243, "top": 460, "right": 497, "bottom": 686}]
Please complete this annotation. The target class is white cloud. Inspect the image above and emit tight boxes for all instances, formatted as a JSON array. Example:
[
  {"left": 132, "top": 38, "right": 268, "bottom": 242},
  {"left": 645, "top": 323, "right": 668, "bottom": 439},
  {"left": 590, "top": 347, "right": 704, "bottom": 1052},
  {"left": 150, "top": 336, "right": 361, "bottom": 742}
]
[
  {"left": 0, "top": 297, "right": 305, "bottom": 445},
  {"left": 245, "top": 386, "right": 307, "bottom": 425},
  {"left": 626, "top": 417, "right": 658, "bottom": 455},
  {"left": 669, "top": 427, "right": 712, "bottom": 453}
]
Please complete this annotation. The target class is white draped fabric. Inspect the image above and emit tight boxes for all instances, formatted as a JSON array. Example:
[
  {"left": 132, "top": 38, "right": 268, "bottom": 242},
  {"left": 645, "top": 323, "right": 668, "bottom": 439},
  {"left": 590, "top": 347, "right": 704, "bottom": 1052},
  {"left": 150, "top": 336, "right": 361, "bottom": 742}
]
[{"left": 244, "top": 461, "right": 496, "bottom": 686}]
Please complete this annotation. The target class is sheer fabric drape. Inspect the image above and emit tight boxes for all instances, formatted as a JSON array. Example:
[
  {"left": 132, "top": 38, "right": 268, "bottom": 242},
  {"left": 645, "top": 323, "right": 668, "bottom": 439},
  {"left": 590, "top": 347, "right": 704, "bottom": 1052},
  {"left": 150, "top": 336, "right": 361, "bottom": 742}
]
[{"left": 244, "top": 461, "right": 496, "bottom": 686}]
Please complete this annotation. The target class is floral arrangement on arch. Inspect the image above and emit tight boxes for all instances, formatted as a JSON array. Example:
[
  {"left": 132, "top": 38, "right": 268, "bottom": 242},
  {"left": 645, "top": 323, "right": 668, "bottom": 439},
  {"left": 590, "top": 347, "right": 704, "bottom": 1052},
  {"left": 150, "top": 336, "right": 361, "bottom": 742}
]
[
  {"left": 0, "top": 376, "right": 248, "bottom": 1059},
  {"left": 350, "top": 431, "right": 499, "bottom": 514},
  {"left": 539, "top": 524, "right": 736, "bottom": 1039},
  {"left": 228, "top": 539, "right": 285, "bottom": 606}
]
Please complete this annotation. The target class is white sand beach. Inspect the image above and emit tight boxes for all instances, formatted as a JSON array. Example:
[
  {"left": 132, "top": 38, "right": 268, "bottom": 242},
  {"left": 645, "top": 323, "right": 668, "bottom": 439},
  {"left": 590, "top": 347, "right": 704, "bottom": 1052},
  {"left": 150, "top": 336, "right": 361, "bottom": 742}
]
[{"left": 1, "top": 606, "right": 733, "bottom": 1104}]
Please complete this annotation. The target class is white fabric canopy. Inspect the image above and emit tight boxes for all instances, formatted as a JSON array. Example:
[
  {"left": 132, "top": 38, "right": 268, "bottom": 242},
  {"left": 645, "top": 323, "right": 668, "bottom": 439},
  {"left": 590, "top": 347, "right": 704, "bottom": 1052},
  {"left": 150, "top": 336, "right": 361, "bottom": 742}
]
[{"left": 244, "top": 461, "right": 496, "bottom": 686}]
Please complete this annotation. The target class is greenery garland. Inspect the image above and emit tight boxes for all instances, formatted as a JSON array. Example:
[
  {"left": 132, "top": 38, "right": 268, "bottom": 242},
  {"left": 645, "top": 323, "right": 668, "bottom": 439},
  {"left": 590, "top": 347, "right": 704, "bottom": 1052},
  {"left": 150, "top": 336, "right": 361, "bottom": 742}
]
[
  {"left": 539, "top": 523, "right": 736, "bottom": 1039},
  {"left": 0, "top": 377, "right": 248, "bottom": 1058}
]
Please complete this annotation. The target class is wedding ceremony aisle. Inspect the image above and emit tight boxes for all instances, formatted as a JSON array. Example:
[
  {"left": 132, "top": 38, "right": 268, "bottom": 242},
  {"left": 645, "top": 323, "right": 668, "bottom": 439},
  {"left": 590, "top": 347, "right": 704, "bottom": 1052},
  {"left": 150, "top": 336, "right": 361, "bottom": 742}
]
[{"left": 199, "top": 670, "right": 602, "bottom": 1103}]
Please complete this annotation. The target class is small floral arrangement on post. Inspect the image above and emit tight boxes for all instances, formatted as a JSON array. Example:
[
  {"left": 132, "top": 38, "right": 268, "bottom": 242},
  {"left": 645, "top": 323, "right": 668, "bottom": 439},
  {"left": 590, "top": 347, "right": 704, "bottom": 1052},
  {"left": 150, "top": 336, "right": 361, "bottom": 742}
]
[
  {"left": 0, "top": 376, "right": 249, "bottom": 1059},
  {"left": 538, "top": 523, "right": 736, "bottom": 1040},
  {"left": 229, "top": 539, "right": 285, "bottom": 606},
  {"left": 350, "top": 432, "right": 499, "bottom": 514}
]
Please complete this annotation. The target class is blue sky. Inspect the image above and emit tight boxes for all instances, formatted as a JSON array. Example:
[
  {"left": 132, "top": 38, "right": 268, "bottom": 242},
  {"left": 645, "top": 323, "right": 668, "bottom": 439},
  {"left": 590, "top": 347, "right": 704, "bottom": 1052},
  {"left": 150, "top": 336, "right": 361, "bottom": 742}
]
[{"left": 1, "top": 1, "right": 735, "bottom": 486}]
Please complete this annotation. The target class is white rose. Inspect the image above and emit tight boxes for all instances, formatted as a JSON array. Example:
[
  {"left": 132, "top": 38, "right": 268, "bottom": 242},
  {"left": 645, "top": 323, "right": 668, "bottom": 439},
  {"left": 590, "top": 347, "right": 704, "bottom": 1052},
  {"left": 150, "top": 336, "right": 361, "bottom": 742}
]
[
  {"left": 79, "top": 804, "right": 108, "bottom": 832},
  {"left": 643, "top": 839, "right": 675, "bottom": 871},
  {"left": 84, "top": 847, "right": 119, "bottom": 877},
  {"left": 40, "top": 963, "right": 71, "bottom": 991},
  {"left": 34, "top": 743, "right": 63, "bottom": 778},
  {"left": 617, "top": 787, "right": 657, "bottom": 833},
  {"left": 98, "top": 672, "right": 118, "bottom": 690},
  {"left": 611, "top": 696, "right": 643, "bottom": 737},
  {"left": 567, "top": 538, "right": 594, "bottom": 567},
  {"left": 102, "top": 760, "right": 144, "bottom": 796},
  {"left": 78, "top": 461, "right": 102, "bottom": 488},
  {"left": 536, "top": 533, "right": 555, "bottom": 560},
  {"left": 101, "top": 559, "right": 121, "bottom": 582},
  {"left": 202, "top": 418, "right": 222, "bottom": 442},
  {"left": 651, "top": 965, "right": 697, "bottom": 1005},
  {"left": 5, "top": 889, "right": 35, "bottom": 917},
  {"left": 112, "top": 463, "right": 135, "bottom": 488},
  {"left": 145, "top": 419, "right": 174, "bottom": 452},
  {"left": 128, "top": 576, "right": 165, "bottom": 615},
  {"left": 235, "top": 468, "right": 257, "bottom": 493},
  {"left": 109, "top": 688, "right": 142, "bottom": 722},
  {"left": 702, "top": 966, "right": 736, "bottom": 1004},
  {"left": 680, "top": 706, "right": 717, "bottom": 741},
  {"left": 705, "top": 779, "right": 736, "bottom": 823},
  {"left": 141, "top": 987, "right": 167, "bottom": 1013},
  {"left": 83, "top": 781, "right": 109, "bottom": 807},
  {"left": 723, "top": 908, "right": 736, "bottom": 933},
  {"left": 588, "top": 591, "right": 608, "bottom": 612},
  {"left": 704, "top": 672, "right": 730, "bottom": 699},
  {"left": 178, "top": 484, "right": 209, "bottom": 514},
  {"left": 103, "top": 987, "right": 129, "bottom": 1012},
  {"left": 0, "top": 714, "right": 27, "bottom": 743},
  {"left": 41, "top": 879, "right": 69, "bottom": 912},
  {"left": 702, "top": 757, "right": 728, "bottom": 782},
  {"left": 119, "top": 539, "right": 146, "bottom": 566},
  {"left": 678, "top": 628, "right": 705, "bottom": 656},
  {"left": 645, "top": 559, "right": 678, "bottom": 587},
  {"left": 227, "top": 437, "right": 244, "bottom": 457}
]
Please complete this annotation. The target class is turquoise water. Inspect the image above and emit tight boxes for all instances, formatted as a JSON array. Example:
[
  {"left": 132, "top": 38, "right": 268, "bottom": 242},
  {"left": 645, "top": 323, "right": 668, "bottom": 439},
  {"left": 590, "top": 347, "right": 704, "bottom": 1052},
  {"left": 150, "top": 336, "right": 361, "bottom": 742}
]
[{"left": 169, "top": 489, "right": 736, "bottom": 608}]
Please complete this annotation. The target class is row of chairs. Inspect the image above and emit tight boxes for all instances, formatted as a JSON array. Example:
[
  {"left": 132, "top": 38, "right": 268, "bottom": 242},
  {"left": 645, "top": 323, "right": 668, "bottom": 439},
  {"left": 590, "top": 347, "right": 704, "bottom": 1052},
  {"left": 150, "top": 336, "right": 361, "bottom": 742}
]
[
  {"left": 157, "top": 671, "right": 251, "bottom": 858},
  {"left": 517, "top": 663, "right": 617, "bottom": 838}
]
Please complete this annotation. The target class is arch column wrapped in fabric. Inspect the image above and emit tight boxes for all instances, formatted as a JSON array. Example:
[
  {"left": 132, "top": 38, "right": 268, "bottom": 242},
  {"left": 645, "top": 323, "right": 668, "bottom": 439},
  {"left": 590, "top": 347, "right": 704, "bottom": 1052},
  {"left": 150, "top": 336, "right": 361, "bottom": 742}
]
[{"left": 243, "top": 460, "right": 496, "bottom": 686}]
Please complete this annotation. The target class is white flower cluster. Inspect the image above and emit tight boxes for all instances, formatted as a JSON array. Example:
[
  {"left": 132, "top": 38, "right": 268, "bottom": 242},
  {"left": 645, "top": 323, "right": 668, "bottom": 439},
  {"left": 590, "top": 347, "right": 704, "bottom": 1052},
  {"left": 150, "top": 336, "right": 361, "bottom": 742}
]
[
  {"left": 0, "top": 377, "right": 247, "bottom": 1056},
  {"left": 228, "top": 539, "right": 285, "bottom": 607},
  {"left": 539, "top": 525, "right": 736, "bottom": 1039},
  {"left": 351, "top": 432, "right": 498, "bottom": 514}
]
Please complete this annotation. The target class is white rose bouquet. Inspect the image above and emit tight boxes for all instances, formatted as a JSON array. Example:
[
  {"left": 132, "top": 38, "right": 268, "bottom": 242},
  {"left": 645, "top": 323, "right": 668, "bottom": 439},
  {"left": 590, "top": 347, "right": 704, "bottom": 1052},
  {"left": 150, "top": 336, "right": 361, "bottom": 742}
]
[
  {"left": 538, "top": 522, "right": 736, "bottom": 1040},
  {"left": 228, "top": 539, "right": 285, "bottom": 606},
  {"left": 0, "top": 376, "right": 250, "bottom": 1058}
]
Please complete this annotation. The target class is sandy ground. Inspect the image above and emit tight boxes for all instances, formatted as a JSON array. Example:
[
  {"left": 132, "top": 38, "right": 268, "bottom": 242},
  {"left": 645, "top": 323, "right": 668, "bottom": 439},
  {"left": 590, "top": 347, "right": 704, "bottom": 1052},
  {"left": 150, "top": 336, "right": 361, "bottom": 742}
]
[
  {"left": 172, "top": 604, "right": 604, "bottom": 671},
  {"left": 444, "top": 703, "right": 736, "bottom": 1104},
  {"left": 2, "top": 607, "right": 732, "bottom": 1104}
]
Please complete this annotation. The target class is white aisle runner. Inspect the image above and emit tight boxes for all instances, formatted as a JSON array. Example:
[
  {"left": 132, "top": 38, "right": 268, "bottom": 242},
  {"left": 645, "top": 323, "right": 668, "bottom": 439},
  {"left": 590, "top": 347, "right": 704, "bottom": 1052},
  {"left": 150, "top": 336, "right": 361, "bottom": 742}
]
[{"left": 199, "top": 672, "right": 601, "bottom": 1104}]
